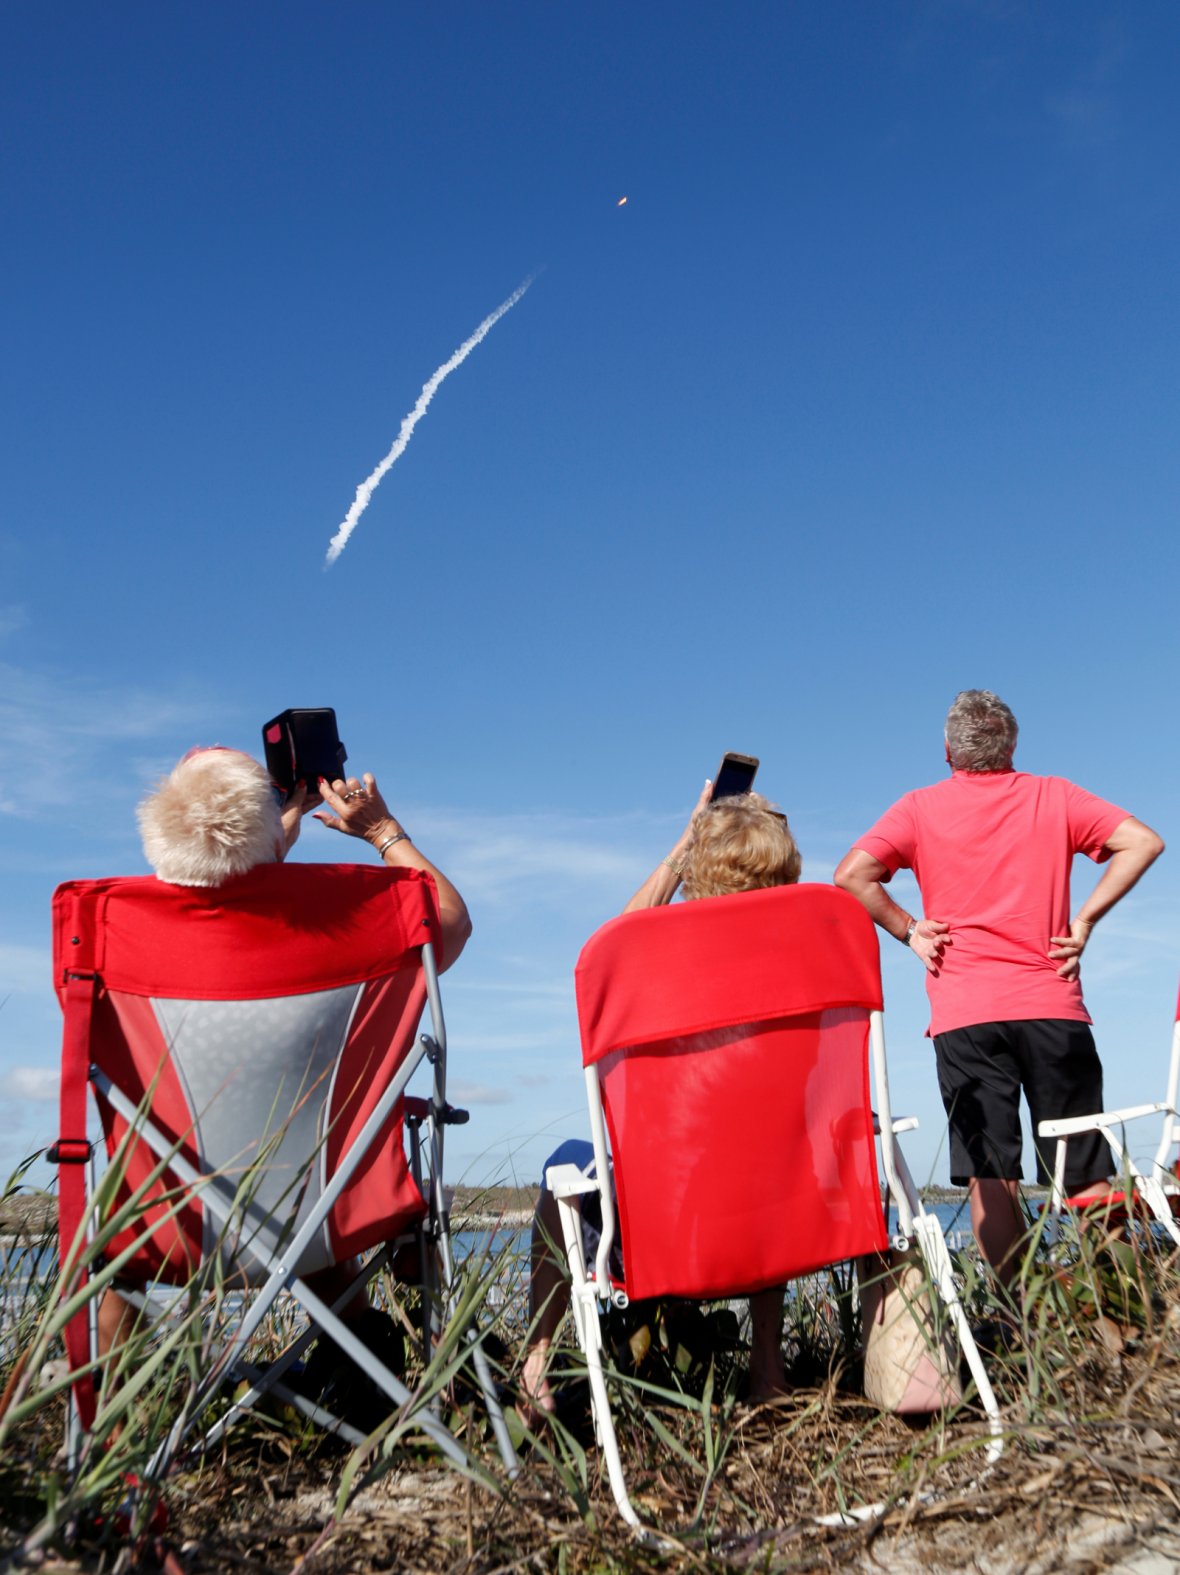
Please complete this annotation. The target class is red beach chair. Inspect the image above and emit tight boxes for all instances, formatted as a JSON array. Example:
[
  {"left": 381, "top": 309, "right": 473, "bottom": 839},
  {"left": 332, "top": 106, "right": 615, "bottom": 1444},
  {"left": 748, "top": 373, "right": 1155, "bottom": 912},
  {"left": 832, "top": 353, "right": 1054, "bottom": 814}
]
[
  {"left": 1038, "top": 982, "right": 1180, "bottom": 1246},
  {"left": 548, "top": 883, "right": 1002, "bottom": 1532},
  {"left": 51, "top": 863, "right": 517, "bottom": 1484}
]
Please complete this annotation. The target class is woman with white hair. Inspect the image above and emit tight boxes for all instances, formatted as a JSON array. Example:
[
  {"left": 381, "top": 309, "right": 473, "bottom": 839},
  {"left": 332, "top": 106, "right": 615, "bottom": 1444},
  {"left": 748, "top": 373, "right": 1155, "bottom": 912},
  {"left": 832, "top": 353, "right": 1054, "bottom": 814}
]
[
  {"left": 98, "top": 745, "right": 471, "bottom": 1412},
  {"left": 137, "top": 745, "right": 471, "bottom": 965}
]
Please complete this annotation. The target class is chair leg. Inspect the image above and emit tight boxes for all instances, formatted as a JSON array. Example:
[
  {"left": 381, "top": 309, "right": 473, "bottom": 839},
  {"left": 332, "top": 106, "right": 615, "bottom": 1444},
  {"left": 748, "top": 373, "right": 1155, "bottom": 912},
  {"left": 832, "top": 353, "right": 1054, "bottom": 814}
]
[
  {"left": 430, "top": 1209, "right": 519, "bottom": 1477},
  {"left": 467, "top": 1334, "right": 519, "bottom": 1477},
  {"left": 1136, "top": 1176, "right": 1180, "bottom": 1248},
  {"left": 576, "top": 1288, "right": 642, "bottom": 1530},
  {"left": 910, "top": 1211, "right": 1004, "bottom": 1465},
  {"left": 551, "top": 1187, "right": 643, "bottom": 1531},
  {"left": 148, "top": 1271, "right": 486, "bottom": 1482}
]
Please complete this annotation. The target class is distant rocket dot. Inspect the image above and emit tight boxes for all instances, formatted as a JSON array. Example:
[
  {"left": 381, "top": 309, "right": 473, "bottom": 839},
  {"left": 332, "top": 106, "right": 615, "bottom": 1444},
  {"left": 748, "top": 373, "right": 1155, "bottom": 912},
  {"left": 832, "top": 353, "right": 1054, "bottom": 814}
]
[{"left": 617, "top": 196, "right": 628, "bottom": 207}]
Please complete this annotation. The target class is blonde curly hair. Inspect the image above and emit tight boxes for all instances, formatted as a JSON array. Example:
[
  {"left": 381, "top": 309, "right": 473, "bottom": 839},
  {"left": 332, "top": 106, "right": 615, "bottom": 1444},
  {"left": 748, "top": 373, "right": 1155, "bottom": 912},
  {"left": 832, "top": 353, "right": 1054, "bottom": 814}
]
[{"left": 681, "top": 791, "right": 801, "bottom": 901}]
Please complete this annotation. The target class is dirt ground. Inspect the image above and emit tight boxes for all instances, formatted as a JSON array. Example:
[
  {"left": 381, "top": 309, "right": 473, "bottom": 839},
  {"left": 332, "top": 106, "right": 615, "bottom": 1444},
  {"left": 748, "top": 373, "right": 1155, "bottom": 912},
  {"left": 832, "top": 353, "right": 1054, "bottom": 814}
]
[{"left": 16, "top": 1348, "right": 1180, "bottom": 1575}]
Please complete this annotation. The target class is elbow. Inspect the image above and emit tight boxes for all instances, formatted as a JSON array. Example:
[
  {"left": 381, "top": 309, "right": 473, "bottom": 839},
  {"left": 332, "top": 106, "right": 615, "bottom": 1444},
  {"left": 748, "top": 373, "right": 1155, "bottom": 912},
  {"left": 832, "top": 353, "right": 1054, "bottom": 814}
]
[
  {"left": 439, "top": 907, "right": 473, "bottom": 972},
  {"left": 1131, "top": 824, "right": 1166, "bottom": 867},
  {"left": 832, "top": 853, "right": 856, "bottom": 892},
  {"left": 454, "top": 907, "right": 474, "bottom": 959}
]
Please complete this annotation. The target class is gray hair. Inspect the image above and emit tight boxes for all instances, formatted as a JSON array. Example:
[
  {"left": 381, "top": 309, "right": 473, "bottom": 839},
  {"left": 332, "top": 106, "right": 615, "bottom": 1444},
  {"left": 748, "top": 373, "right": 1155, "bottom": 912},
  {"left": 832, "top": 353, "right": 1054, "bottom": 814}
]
[
  {"left": 138, "top": 748, "right": 282, "bottom": 887},
  {"left": 944, "top": 691, "right": 1018, "bottom": 773}
]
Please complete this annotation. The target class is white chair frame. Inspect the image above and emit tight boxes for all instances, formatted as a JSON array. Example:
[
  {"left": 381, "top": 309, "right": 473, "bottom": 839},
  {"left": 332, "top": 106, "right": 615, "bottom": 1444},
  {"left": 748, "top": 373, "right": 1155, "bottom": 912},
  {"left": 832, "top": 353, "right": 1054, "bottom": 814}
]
[
  {"left": 548, "top": 1007, "right": 1002, "bottom": 1534},
  {"left": 1038, "top": 1017, "right": 1180, "bottom": 1248}
]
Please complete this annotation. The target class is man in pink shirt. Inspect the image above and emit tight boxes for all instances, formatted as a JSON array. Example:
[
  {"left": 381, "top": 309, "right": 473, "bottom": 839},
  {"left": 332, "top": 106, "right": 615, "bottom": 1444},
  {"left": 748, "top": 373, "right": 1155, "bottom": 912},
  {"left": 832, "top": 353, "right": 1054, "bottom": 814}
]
[{"left": 835, "top": 691, "right": 1164, "bottom": 1284}]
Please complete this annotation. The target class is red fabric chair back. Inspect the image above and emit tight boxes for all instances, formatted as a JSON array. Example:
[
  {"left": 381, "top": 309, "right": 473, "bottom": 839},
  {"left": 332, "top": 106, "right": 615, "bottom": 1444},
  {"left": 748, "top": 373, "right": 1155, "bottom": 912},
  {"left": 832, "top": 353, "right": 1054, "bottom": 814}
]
[
  {"left": 53, "top": 864, "right": 437, "bottom": 1284},
  {"left": 574, "top": 884, "right": 889, "bottom": 1300}
]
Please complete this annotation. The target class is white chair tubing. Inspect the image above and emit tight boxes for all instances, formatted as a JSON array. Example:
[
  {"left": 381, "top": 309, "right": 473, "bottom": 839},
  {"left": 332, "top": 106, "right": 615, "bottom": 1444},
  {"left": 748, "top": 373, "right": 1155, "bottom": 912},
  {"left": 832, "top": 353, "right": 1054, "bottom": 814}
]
[
  {"left": 872, "top": 1033, "right": 1003, "bottom": 1463},
  {"left": 1040, "top": 1111, "right": 1180, "bottom": 1247},
  {"left": 547, "top": 1169, "right": 641, "bottom": 1531}
]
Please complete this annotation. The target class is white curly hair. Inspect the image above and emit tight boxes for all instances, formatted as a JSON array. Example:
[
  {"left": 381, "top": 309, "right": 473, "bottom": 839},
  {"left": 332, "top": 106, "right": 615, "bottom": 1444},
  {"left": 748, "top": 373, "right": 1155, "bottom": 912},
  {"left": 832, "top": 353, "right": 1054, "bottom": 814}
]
[{"left": 138, "top": 748, "right": 282, "bottom": 887}]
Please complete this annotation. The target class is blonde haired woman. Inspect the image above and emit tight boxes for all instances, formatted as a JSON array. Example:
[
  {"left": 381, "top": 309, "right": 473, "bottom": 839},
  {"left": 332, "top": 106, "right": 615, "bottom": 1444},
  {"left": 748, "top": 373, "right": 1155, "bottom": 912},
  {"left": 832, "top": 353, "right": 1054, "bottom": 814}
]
[{"left": 521, "top": 781, "right": 802, "bottom": 1423}]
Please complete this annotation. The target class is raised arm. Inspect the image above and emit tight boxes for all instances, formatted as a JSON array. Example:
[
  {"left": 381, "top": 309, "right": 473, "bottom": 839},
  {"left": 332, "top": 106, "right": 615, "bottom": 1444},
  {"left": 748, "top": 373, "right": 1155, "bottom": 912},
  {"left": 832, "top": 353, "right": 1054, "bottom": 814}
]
[
  {"left": 315, "top": 773, "right": 472, "bottom": 970},
  {"left": 833, "top": 846, "right": 950, "bottom": 975},
  {"left": 1049, "top": 816, "right": 1165, "bottom": 980},
  {"left": 621, "top": 781, "right": 712, "bottom": 914}
]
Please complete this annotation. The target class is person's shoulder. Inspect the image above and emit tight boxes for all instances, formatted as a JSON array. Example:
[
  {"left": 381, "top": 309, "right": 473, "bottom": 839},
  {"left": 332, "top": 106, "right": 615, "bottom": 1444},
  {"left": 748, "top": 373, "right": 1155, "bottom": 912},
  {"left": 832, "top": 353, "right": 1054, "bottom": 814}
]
[
  {"left": 865, "top": 779, "right": 944, "bottom": 828},
  {"left": 1023, "top": 773, "right": 1092, "bottom": 796},
  {"left": 906, "top": 777, "right": 956, "bottom": 803}
]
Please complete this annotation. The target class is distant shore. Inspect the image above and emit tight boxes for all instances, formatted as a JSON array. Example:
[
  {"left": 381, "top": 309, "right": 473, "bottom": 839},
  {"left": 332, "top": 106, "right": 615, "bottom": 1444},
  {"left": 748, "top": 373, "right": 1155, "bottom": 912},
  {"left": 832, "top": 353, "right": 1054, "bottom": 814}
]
[{"left": 3, "top": 1180, "right": 1046, "bottom": 1241}]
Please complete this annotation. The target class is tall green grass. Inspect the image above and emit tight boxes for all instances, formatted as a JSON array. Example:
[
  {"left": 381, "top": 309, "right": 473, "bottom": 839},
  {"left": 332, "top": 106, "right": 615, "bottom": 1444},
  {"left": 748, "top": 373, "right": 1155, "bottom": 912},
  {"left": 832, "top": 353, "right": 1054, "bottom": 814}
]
[{"left": 0, "top": 1131, "right": 514, "bottom": 1561}]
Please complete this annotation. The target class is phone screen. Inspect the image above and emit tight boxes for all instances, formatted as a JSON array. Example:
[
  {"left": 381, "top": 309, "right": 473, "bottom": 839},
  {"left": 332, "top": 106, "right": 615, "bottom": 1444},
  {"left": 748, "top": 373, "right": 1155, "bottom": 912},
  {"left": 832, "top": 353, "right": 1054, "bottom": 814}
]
[{"left": 711, "top": 752, "right": 759, "bottom": 801}]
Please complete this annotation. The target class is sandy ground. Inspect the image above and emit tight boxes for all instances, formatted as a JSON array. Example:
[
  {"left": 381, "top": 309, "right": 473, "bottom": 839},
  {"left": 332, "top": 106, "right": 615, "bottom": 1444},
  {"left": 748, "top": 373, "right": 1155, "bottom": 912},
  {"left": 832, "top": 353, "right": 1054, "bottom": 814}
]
[{"left": 153, "top": 1458, "right": 1180, "bottom": 1574}]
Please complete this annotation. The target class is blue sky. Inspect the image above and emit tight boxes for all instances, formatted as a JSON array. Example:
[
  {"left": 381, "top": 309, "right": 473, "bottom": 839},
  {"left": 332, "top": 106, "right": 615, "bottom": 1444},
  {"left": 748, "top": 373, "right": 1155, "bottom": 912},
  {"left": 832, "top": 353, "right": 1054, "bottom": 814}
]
[{"left": 2, "top": 2, "right": 1177, "bottom": 1193}]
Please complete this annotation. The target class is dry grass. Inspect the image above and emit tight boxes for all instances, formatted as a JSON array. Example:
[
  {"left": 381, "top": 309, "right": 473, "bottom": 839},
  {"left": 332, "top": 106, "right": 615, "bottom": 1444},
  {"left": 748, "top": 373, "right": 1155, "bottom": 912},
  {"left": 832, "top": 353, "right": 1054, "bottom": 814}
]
[{"left": 4, "top": 1186, "right": 1180, "bottom": 1573}]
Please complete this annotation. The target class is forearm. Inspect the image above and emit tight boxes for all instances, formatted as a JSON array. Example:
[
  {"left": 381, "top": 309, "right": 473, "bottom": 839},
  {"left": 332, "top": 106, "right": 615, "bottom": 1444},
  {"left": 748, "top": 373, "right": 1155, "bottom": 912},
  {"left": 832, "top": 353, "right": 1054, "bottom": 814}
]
[
  {"left": 374, "top": 831, "right": 471, "bottom": 968},
  {"left": 315, "top": 774, "right": 473, "bottom": 971},
  {"left": 622, "top": 786, "right": 709, "bottom": 914},
  {"left": 622, "top": 856, "right": 684, "bottom": 913},
  {"left": 834, "top": 847, "right": 949, "bottom": 972}
]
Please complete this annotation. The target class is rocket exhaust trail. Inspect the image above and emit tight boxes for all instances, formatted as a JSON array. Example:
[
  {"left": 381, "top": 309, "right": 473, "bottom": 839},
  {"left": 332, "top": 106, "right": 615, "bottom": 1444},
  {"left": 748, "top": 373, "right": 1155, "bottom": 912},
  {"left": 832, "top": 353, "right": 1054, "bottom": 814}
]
[{"left": 325, "top": 275, "right": 536, "bottom": 566}]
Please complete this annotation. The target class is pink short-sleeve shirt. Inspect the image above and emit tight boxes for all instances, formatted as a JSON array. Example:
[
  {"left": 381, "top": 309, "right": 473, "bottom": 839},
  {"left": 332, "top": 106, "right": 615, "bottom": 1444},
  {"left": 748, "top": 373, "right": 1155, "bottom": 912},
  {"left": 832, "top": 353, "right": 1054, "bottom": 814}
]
[{"left": 855, "top": 771, "right": 1127, "bottom": 1037}]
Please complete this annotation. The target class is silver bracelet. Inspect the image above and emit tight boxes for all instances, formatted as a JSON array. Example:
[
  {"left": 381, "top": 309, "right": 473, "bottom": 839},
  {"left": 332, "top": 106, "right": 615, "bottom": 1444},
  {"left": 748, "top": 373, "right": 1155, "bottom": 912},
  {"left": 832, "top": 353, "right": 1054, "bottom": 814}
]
[
  {"left": 375, "top": 831, "right": 410, "bottom": 857},
  {"left": 662, "top": 854, "right": 685, "bottom": 877}
]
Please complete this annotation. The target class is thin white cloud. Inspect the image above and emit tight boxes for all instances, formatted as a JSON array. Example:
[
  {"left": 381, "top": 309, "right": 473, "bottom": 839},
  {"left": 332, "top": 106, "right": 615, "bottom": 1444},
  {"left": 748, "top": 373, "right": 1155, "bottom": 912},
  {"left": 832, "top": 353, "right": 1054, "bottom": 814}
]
[
  {"left": 451, "top": 1031, "right": 562, "bottom": 1057},
  {"left": 0, "top": 944, "right": 51, "bottom": 994},
  {"left": 449, "top": 1080, "right": 511, "bottom": 1107},
  {"left": 421, "top": 816, "right": 645, "bottom": 899},
  {"left": 0, "top": 661, "right": 221, "bottom": 822},
  {"left": 0, "top": 1066, "right": 58, "bottom": 1102},
  {"left": 445, "top": 978, "right": 571, "bottom": 1001}
]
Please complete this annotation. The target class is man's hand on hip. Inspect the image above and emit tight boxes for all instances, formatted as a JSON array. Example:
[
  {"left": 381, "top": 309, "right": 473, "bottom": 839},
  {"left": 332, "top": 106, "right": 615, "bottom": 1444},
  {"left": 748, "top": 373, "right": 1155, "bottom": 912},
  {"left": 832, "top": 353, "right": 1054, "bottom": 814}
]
[
  {"left": 1048, "top": 918, "right": 1092, "bottom": 980},
  {"left": 911, "top": 918, "right": 951, "bottom": 975}
]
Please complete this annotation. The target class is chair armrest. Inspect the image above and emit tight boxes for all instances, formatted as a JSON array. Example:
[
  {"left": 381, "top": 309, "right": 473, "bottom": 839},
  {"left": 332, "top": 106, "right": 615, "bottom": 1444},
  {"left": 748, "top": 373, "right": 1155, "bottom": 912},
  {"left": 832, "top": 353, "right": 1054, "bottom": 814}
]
[
  {"left": 404, "top": 1096, "right": 469, "bottom": 1125},
  {"left": 873, "top": 1114, "right": 919, "bottom": 1135},
  {"left": 545, "top": 1163, "right": 598, "bottom": 1199},
  {"left": 1038, "top": 1102, "right": 1169, "bottom": 1138}
]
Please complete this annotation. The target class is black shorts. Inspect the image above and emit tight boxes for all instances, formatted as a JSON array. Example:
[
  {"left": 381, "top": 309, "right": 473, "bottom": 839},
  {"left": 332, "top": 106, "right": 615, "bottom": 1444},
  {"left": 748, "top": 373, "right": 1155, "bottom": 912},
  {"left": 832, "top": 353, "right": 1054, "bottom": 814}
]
[{"left": 932, "top": 1019, "right": 1112, "bottom": 1189}]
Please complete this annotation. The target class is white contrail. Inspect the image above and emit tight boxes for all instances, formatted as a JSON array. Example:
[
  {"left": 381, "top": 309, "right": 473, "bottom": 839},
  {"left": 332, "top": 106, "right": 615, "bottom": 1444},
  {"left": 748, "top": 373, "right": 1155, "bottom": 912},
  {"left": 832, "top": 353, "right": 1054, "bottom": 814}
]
[{"left": 325, "top": 275, "right": 536, "bottom": 567}]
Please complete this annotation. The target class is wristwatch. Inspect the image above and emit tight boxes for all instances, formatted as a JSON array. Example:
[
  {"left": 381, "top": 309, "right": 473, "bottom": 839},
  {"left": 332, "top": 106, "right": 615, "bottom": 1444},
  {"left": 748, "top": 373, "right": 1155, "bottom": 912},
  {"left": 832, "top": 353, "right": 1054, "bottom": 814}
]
[{"left": 903, "top": 919, "right": 917, "bottom": 947}]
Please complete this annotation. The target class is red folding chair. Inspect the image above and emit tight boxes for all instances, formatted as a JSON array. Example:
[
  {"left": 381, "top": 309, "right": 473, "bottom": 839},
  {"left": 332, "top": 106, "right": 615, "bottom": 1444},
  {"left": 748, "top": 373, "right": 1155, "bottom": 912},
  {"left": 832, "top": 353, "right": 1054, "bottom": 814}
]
[
  {"left": 51, "top": 862, "right": 516, "bottom": 1485},
  {"left": 549, "top": 883, "right": 1001, "bottom": 1531},
  {"left": 1038, "top": 981, "right": 1180, "bottom": 1246}
]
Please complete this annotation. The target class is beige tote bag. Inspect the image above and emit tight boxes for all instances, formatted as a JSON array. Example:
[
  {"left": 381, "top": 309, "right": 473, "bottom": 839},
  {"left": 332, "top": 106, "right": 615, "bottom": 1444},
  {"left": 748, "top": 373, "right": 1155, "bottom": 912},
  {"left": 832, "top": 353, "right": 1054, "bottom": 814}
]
[{"left": 859, "top": 1249, "right": 962, "bottom": 1414}]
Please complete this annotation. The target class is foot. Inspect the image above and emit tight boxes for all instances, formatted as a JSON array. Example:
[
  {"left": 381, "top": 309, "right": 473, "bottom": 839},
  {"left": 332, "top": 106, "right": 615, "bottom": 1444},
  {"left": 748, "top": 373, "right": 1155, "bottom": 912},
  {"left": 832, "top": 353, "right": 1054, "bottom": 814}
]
[{"left": 517, "top": 1343, "right": 558, "bottom": 1429}]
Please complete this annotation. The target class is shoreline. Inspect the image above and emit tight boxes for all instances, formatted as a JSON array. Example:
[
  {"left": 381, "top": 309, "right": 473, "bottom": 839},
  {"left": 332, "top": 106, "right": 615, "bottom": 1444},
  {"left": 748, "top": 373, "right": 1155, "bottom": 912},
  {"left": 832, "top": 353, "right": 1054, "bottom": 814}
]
[{"left": 1, "top": 1182, "right": 1050, "bottom": 1241}]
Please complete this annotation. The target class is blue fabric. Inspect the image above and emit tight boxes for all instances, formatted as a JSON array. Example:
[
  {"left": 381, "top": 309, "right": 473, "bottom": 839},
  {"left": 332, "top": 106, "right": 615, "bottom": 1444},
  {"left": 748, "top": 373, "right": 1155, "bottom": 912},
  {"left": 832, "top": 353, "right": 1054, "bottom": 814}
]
[
  {"left": 540, "top": 1138, "right": 596, "bottom": 1186},
  {"left": 540, "top": 1138, "right": 622, "bottom": 1279}
]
